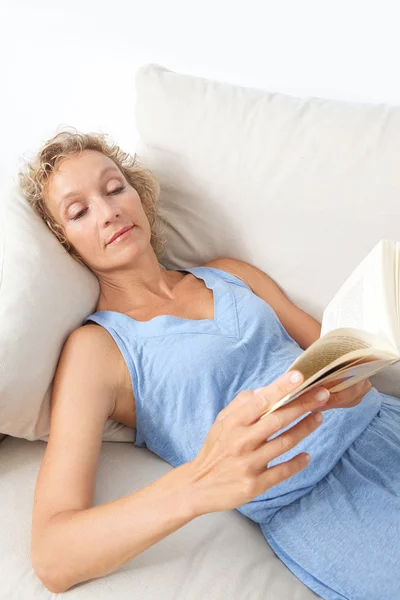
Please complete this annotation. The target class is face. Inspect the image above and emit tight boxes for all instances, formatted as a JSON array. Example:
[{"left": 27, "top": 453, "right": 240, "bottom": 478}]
[{"left": 45, "top": 149, "right": 151, "bottom": 273}]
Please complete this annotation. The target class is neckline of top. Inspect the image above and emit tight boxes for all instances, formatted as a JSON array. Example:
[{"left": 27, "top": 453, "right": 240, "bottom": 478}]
[
  {"left": 89, "top": 267, "right": 218, "bottom": 325},
  {"left": 85, "top": 266, "right": 240, "bottom": 338}
]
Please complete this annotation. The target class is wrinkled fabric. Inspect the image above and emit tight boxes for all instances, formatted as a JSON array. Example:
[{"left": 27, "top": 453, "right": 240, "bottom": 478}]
[
  {"left": 83, "top": 266, "right": 399, "bottom": 600},
  {"left": 261, "top": 397, "right": 400, "bottom": 600}
]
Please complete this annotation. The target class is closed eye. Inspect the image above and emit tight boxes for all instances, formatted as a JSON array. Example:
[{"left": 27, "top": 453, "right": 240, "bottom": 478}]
[
  {"left": 72, "top": 208, "right": 87, "bottom": 221},
  {"left": 110, "top": 186, "right": 125, "bottom": 195},
  {"left": 71, "top": 186, "right": 125, "bottom": 220}
]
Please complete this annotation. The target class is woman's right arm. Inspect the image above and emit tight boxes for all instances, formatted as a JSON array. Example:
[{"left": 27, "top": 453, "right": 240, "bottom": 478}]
[
  {"left": 32, "top": 325, "right": 198, "bottom": 593},
  {"left": 33, "top": 324, "right": 329, "bottom": 593}
]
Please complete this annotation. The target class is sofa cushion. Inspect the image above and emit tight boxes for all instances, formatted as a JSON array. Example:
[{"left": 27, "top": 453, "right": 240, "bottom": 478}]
[
  {"left": 134, "top": 63, "right": 400, "bottom": 397},
  {"left": 0, "top": 184, "right": 134, "bottom": 442},
  {"left": 0, "top": 435, "right": 320, "bottom": 599}
]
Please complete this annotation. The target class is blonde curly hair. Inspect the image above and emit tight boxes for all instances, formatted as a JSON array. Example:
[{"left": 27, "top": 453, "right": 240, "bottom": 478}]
[{"left": 18, "top": 127, "right": 167, "bottom": 267}]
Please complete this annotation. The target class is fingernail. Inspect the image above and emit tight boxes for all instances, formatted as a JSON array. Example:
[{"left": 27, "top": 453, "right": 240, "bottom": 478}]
[
  {"left": 314, "top": 412, "right": 324, "bottom": 423},
  {"left": 289, "top": 371, "right": 302, "bottom": 383},
  {"left": 315, "top": 388, "right": 330, "bottom": 402}
]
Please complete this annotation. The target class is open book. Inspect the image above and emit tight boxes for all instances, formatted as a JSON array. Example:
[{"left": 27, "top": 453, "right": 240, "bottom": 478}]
[{"left": 262, "top": 239, "right": 400, "bottom": 418}]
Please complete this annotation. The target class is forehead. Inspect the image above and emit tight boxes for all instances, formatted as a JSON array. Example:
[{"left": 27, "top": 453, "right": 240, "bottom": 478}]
[
  {"left": 51, "top": 150, "right": 120, "bottom": 190},
  {"left": 46, "top": 150, "right": 122, "bottom": 212}
]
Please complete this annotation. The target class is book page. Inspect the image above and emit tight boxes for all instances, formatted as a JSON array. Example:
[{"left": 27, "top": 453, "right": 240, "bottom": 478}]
[
  {"left": 305, "top": 354, "right": 374, "bottom": 385},
  {"left": 260, "top": 356, "right": 400, "bottom": 419},
  {"left": 321, "top": 358, "right": 400, "bottom": 392},
  {"left": 383, "top": 240, "right": 400, "bottom": 349},
  {"left": 397, "top": 241, "right": 399, "bottom": 325},
  {"left": 286, "top": 327, "right": 395, "bottom": 381},
  {"left": 295, "top": 357, "right": 400, "bottom": 394},
  {"left": 258, "top": 328, "right": 398, "bottom": 418},
  {"left": 320, "top": 276, "right": 364, "bottom": 335},
  {"left": 321, "top": 240, "right": 397, "bottom": 352}
]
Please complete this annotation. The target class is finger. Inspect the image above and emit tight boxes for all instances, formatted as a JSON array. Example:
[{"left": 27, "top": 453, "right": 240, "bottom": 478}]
[
  {"left": 248, "top": 383, "right": 330, "bottom": 444},
  {"left": 215, "top": 389, "right": 255, "bottom": 422},
  {"left": 346, "top": 379, "right": 372, "bottom": 400},
  {"left": 259, "top": 452, "right": 311, "bottom": 490},
  {"left": 330, "top": 379, "right": 372, "bottom": 407},
  {"left": 220, "top": 370, "right": 305, "bottom": 424},
  {"left": 328, "top": 378, "right": 371, "bottom": 396},
  {"left": 252, "top": 411, "right": 323, "bottom": 469},
  {"left": 326, "top": 390, "right": 368, "bottom": 410},
  {"left": 253, "top": 370, "right": 305, "bottom": 417}
]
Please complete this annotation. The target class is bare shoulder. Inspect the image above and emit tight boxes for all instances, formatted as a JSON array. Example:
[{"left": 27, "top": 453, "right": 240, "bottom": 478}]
[
  {"left": 66, "top": 323, "right": 136, "bottom": 427},
  {"left": 69, "top": 321, "right": 117, "bottom": 347},
  {"left": 62, "top": 323, "right": 125, "bottom": 403},
  {"left": 203, "top": 257, "right": 253, "bottom": 288},
  {"left": 68, "top": 322, "right": 120, "bottom": 364}
]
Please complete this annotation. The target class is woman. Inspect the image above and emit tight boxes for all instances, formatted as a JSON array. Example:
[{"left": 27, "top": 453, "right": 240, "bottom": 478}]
[{"left": 19, "top": 129, "right": 399, "bottom": 599}]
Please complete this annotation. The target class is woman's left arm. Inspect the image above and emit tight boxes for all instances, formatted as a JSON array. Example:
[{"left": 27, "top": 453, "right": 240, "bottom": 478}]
[{"left": 204, "top": 257, "right": 372, "bottom": 410}]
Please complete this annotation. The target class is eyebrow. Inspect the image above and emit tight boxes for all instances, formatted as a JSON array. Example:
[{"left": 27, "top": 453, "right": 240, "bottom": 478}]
[{"left": 60, "top": 166, "right": 122, "bottom": 213}]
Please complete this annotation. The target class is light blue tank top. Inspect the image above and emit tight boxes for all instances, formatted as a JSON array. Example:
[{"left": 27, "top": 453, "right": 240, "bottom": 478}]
[{"left": 83, "top": 266, "right": 382, "bottom": 522}]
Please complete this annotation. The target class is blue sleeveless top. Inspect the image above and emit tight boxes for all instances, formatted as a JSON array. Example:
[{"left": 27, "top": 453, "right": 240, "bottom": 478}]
[{"left": 83, "top": 266, "right": 382, "bottom": 522}]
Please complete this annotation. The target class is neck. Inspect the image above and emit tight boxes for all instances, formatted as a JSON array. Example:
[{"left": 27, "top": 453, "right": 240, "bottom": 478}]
[{"left": 94, "top": 253, "right": 182, "bottom": 314}]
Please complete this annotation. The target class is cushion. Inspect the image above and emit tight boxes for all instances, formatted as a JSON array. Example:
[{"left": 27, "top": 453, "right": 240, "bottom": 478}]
[
  {"left": 0, "top": 435, "right": 320, "bottom": 599},
  {"left": 0, "top": 184, "right": 135, "bottom": 442},
  {"left": 134, "top": 63, "right": 400, "bottom": 398}
]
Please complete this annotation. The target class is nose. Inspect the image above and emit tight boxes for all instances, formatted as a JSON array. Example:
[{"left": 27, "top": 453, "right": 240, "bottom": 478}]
[{"left": 97, "top": 195, "right": 121, "bottom": 224}]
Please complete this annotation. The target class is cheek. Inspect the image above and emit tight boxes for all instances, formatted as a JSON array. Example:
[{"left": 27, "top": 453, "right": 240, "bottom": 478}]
[
  {"left": 131, "top": 194, "right": 148, "bottom": 222},
  {"left": 67, "top": 223, "right": 98, "bottom": 251},
  {"left": 132, "top": 192, "right": 143, "bottom": 209}
]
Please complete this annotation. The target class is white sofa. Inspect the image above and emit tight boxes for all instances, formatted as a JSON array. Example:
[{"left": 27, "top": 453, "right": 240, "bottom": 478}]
[{"left": 2, "top": 63, "right": 400, "bottom": 599}]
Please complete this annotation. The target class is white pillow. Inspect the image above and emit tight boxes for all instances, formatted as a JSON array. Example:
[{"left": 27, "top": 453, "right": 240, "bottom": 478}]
[
  {"left": 134, "top": 63, "right": 400, "bottom": 398},
  {"left": 0, "top": 184, "right": 135, "bottom": 442}
]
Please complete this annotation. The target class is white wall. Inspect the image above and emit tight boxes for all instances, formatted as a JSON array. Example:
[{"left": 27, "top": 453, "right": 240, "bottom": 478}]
[{"left": 1, "top": 0, "right": 399, "bottom": 188}]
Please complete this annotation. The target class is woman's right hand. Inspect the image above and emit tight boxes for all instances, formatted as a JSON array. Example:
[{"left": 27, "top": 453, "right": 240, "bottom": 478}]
[{"left": 188, "top": 370, "right": 331, "bottom": 516}]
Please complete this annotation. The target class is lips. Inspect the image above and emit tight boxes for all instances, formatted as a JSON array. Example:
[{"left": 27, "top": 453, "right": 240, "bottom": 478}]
[{"left": 107, "top": 226, "right": 134, "bottom": 245}]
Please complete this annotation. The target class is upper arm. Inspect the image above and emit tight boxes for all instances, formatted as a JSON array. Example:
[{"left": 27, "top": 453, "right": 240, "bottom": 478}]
[
  {"left": 204, "top": 257, "right": 321, "bottom": 350},
  {"left": 32, "top": 325, "right": 118, "bottom": 557}
]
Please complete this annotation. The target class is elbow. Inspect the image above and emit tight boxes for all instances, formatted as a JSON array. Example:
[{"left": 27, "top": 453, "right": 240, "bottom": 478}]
[
  {"left": 31, "top": 514, "right": 80, "bottom": 593},
  {"left": 32, "top": 551, "right": 70, "bottom": 594},
  {"left": 33, "top": 565, "right": 66, "bottom": 594},
  {"left": 43, "top": 578, "right": 68, "bottom": 595}
]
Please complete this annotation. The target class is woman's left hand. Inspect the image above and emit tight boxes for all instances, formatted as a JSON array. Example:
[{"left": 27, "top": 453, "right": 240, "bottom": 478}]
[{"left": 315, "top": 378, "right": 373, "bottom": 411}]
